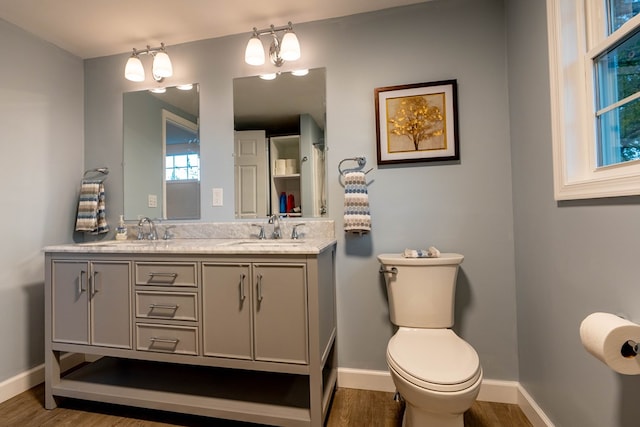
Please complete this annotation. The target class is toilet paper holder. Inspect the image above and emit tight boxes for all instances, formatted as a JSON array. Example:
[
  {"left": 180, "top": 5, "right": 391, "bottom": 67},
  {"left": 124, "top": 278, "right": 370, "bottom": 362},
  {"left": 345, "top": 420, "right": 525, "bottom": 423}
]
[{"left": 622, "top": 340, "right": 639, "bottom": 358}]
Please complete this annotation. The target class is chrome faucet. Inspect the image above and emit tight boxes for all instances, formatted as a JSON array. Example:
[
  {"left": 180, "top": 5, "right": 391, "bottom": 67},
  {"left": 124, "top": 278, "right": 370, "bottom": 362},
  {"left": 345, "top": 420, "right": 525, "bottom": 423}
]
[
  {"left": 137, "top": 217, "right": 158, "bottom": 240},
  {"left": 268, "top": 214, "right": 282, "bottom": 239}
]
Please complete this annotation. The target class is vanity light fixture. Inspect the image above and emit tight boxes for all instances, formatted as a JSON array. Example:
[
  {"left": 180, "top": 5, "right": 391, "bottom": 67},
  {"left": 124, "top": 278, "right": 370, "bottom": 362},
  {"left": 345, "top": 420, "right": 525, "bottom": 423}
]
[
  {"left": 176, "top": 84, "right": 194, "bottom": 90},
  {"left": 124, "top": 43, "right": 173, "bottom": 82},
  {"left": 291, "top": 69, "right": 309, "bottom": 76},
  {"left": 244, "top": 22, "right": 300, "bottom": 67},
  {"left": 259, "top": 73, "right": 278, "bottom": 80}
]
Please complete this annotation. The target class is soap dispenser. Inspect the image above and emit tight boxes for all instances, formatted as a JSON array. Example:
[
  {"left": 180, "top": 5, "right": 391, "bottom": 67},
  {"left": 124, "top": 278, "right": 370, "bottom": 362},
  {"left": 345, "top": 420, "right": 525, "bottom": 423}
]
[{"left": 115, "top": 215, "right": 128, "bottom": 240}]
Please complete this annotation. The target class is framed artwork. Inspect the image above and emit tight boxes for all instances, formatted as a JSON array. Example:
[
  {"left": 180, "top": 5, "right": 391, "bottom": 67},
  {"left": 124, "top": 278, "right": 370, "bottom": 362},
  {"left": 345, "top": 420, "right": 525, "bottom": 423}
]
[{"left": 375, "top": 80, "right": 459, "bottom": 165}]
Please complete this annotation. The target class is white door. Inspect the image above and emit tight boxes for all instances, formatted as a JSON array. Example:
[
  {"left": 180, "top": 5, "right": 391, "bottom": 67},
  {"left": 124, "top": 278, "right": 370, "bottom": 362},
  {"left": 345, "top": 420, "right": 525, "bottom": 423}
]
[{"left": 234, "top": 130, "right": 268, "bottom": 218}]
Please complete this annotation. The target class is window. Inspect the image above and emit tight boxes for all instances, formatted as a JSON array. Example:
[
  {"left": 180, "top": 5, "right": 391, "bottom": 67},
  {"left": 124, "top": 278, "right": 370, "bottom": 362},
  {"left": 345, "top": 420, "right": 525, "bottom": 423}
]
[
  {"left": 547, "top": 0, "right": 640, "bottom": 199},
  {"left": 166, "top": 153, "right": 200, "bottom": 181}
]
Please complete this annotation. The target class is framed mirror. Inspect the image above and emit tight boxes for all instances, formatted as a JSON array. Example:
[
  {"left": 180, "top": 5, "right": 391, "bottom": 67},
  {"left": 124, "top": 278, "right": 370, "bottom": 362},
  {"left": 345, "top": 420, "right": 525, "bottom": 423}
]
[
  {"left": 123, "top": 84, "right": 200, "bottom": 220},
  {"left": 233, "top": 68, "right": 327, "bottom": 219}
]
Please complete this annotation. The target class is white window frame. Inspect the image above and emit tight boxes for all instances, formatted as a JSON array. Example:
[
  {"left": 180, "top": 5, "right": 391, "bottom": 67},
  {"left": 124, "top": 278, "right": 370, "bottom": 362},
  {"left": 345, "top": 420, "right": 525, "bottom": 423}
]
[{"left": 547, "top": 0, "right": 640, "bottom": 200}]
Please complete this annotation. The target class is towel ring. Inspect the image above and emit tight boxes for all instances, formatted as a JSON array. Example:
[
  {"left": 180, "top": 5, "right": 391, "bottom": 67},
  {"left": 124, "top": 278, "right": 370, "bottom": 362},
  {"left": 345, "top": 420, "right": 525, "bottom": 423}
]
[
  {"left": 83, "top": 167, "right": 109, "bottom": 181},
  {"left": 338, "top": 157, "right": 372, "bottom": 176}
]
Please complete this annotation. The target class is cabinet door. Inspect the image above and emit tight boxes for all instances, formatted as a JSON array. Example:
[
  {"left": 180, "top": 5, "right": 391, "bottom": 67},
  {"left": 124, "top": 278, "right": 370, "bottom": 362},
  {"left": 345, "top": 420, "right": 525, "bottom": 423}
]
[
  {"left": 90, "top": 261, "right": 131, "bottom": 348},
  {"left": 51, "top": 261, "right": 90, "bottom": 344},
  {"left": 202, "top": 263, "right": 252, "bottom": 359},
  {"left": 254, "top": 263, "right": 308, "bottom": 364}
]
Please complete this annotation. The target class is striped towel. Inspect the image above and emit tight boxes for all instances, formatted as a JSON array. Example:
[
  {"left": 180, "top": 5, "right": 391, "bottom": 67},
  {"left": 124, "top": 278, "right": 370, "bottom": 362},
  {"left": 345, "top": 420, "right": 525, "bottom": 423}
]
[
  {"left": 75, "top": 179, "right": 109, "bottom": 234},
  {"left": 343, "top": 171, "right": 371, "bottom": 234}
]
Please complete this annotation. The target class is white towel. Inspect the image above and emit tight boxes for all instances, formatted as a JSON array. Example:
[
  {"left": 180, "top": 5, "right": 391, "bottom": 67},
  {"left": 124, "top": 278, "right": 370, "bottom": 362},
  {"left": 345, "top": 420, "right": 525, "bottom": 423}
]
[
  {"left": 75, "top": 179, "right": 109, "bottom": 234},
  {"left": 343, "top": 171, "right": 371, "bottom": 234},
  {"left": 403, "top": 247, "right": 441, "bottom": 258}
]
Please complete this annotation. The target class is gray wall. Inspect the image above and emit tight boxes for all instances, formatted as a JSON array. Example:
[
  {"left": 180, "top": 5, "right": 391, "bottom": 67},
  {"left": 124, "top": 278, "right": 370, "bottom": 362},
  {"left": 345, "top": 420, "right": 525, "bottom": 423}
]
[
  {"left": 84, "top": 0, "right": 519, "bottom": 379},
  {"left": 0, "top": 19, "right": 84, "bottom": 380},
  {"left": 508, "top": 1, "right": 640, "bottom": 426}
]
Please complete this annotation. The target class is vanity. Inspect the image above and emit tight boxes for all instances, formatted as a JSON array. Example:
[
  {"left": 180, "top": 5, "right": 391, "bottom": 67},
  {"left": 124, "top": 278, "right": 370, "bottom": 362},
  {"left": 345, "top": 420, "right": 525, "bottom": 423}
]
[{"left": 44, "top": 234, "right": 337, "bottom": 427}]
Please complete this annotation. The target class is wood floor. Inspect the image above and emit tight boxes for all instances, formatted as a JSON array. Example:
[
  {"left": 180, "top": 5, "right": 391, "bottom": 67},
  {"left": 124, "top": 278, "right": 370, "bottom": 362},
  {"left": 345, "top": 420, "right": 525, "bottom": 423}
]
[{"left": 0, "top": 384, "right": 532, "bottom": 426}]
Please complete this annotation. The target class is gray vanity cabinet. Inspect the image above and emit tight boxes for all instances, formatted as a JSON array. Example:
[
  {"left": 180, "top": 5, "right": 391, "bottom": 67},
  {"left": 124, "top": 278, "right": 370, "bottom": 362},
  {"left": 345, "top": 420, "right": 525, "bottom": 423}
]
[
  {"left": 202, "top": 262, "right": 307, "bottom": 364},
  {"left": 202, "top": 263, "right": 252, "bottom": 359},
  {"left": 45, "top": 244, "right": 337, "bottom": 427},
  {"left": 51, "top": 260, "right": 131, "bottom": 349},
  {"left": 253, "top": 263, "right": 307, "bottom": 364}
]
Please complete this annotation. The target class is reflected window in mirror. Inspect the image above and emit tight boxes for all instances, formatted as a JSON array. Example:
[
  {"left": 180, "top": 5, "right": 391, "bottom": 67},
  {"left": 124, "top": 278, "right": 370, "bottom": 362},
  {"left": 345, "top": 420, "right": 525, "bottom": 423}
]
[{"left": 123, "top": 84, "right": 200, "bottom": 221}]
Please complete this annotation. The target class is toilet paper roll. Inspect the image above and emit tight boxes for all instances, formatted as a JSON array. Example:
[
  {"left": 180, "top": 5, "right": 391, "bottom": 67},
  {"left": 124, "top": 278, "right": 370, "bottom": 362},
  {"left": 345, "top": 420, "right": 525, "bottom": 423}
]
[
  {"left": 579, "top": 312, "right": 640, "bottom": 375},
  {"left": 285, "top": 159, "right": 297, "bottom": 174}
]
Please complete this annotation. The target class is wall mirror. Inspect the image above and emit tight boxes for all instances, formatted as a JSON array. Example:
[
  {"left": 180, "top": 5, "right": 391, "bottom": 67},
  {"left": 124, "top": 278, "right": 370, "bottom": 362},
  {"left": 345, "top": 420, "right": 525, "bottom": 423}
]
[
  {"left": 233, "top": 67, "right": 327, "bottom": 219},
  {"left": 123, "top": 84, "right": 200, "bottom": 221}
]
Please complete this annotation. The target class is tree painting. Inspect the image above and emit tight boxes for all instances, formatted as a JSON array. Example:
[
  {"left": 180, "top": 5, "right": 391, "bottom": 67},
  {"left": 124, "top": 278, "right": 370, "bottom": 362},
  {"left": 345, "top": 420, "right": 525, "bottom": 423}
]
[{"left": 386, "top": 94, "right": 446, "bottom": 152}]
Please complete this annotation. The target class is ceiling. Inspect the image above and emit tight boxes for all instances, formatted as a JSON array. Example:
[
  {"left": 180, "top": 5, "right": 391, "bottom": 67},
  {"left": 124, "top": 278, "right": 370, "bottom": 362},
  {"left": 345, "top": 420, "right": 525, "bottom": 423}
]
[{"left": 0, "top": 0, "right": 429, "bottom": 59}]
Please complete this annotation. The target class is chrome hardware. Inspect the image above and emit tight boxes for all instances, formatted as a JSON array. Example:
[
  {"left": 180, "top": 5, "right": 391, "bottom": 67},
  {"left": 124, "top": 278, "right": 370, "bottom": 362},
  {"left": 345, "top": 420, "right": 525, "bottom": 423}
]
[
  {"left": 162, "top": 225, "right": 176, "bottom": 240},
  {"left": 268, "top": 214, "right": 283, "bottom": 239},
  {"left": 149, "top": 337, "right": 180, "bottom": 344},
  {"left": 137, "top": 217, "right": 158, "bottom": 240},
  {"left": 147, "top": 272, "right": 178, "bottom": 284},
  {"left": 257, "top": 274, "right": 264, "bottom": 302},
  {"left": 239, "top": 273, "right": 246, "bottom": 301},
  {"left": 90, "top": 271, "right": 99, "bottom": 296},
  {"left": 253, "top": 224, "right": 266, "bottom": 240},
  {"left": 148, "top": 304, "right": 179, "bottom": 311},
  {"left": 291, "top": 223, "right": 305, "bottom": 239},
  {"left": 379, "top": 266, "right": 398, "bottom": 275},
  {"left": 78, "top": 271, "right": 87, "bottom": 293}
]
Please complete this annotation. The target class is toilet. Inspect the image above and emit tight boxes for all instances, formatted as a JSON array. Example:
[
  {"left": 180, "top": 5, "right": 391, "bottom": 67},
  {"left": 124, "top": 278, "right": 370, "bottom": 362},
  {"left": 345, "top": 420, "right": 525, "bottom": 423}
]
[{"left": 378, "top": 253, "right": 482, "bottom": 427}]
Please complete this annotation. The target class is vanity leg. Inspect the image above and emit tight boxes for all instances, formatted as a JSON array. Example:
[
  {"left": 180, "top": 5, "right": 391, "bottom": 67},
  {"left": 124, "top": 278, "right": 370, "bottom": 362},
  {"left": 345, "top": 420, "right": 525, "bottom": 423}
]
[{"left": 44, "top": 349, "right": 61, "bottom": 409}]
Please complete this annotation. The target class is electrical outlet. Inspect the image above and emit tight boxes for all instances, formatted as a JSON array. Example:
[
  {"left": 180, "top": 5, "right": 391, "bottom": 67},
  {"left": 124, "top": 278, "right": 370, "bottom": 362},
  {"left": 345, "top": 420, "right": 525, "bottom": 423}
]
[
  {"left": 212, "top": 188, "right": 223, "bottom": 206},
  {"left": 148, "top": 194, "right": 157, "bottom": 208}
]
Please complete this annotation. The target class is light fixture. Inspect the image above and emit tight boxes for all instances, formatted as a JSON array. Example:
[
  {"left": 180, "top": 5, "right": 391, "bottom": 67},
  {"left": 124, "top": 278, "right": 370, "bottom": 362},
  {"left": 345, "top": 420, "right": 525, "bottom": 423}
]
[
  {"left": 259, "top": 73, "right": 277, "bottom": 80},
  {"left": 176, "top": 84, "right": 194, "bottom": 91},
  {"left": 244, "top": 22, "right": 301, "bottom": 67},
  {"left": 291, "top": 69, "right": 309, "bottom": 76},
  {"left": 124, "top": 43, "right": 173, "bottom": 82}
]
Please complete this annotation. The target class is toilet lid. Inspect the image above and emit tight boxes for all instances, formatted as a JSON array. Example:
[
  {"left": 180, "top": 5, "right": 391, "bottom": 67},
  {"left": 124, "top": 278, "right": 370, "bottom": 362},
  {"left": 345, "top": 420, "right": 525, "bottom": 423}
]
[{"left": 387, "top": 328, "right": 482, "bottom": 392}]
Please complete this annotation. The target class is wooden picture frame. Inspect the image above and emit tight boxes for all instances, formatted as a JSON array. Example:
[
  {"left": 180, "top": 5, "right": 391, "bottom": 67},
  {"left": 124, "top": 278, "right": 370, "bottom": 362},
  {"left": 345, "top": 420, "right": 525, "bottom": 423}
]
[{"left": 375, "top": 80, "right": 459, "bottom": 165}]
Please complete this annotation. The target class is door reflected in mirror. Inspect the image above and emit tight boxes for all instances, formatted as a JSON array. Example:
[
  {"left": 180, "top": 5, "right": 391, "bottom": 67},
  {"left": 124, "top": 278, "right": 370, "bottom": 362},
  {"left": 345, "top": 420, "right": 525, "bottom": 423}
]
[
  {"left": 123, "top": 84, "right": 200, "bottom": 221},
  {"left": 233, "top": 68, "right": 327, "bottom": 219}
]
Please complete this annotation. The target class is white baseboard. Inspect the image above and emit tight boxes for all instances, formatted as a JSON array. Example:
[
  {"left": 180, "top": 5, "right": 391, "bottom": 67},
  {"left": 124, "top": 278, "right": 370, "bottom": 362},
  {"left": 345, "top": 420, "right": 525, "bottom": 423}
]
[
  {"left": 518, "top": 384, "right": 556, "bottom": 427},
  {"left": 337, "top": 368, "right": 553, "bottom": 427},
  {"left": 0, "top": 353, "right": 84, "bottom": 404}
]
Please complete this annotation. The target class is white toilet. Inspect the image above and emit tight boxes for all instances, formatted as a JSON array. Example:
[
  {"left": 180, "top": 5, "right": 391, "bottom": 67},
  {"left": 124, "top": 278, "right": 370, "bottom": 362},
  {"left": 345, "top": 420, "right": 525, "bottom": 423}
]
[{"left": 378, "top": 253, "right": 482, "bottom": 427}]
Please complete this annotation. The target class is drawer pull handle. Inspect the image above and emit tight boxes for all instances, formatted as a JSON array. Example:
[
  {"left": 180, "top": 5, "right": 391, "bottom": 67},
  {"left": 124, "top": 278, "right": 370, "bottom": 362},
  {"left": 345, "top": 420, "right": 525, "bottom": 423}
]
[
  {"left": 90, "top": 271, "right": 99, "bottom": 296},
  {"left": 149, "top": 337, "right": 180, "bottom": 344},
  {"left": 239, "top": 273, "right": 246, "bottom": 301},
  {"left": 78, "top": 270, "right": 87, "bottom": 294},
  {"left": 147, "top": 272, "right": 178, "bottom": 284},
  {"left": 148, "top": 304, "right": 179, "bottom": 311},
  {"left": 257, "top": 273, "right": 264, "bottom": 302}
]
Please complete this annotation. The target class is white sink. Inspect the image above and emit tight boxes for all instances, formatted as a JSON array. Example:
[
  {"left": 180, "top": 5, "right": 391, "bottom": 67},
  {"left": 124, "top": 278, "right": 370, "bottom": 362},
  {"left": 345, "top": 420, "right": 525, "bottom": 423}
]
[
  {"left": 80, "top": 240, "right": 172, "bottom": 247},
  {"left": 223, "top": 239, "right": 305, "bottom": 246}
]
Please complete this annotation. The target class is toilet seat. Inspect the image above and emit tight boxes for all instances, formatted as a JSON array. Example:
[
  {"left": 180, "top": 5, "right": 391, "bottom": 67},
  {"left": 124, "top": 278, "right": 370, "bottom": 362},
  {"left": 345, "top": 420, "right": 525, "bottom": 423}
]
[{"left": 387, "top": 328, "right": 481, "bottom": 393}]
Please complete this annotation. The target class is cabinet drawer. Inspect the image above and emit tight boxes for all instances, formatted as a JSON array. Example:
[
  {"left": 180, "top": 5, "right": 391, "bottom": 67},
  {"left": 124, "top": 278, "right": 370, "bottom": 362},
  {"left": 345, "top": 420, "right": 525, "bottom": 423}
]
[
  {"left": 135, "top": 262, "right": 197, "bottom": 287},
  {"left": 136, "top": 323, "right": 198, "bottom": 355},
  {"left": 135, "top": 291, "right": 198, "bottom": 321}
]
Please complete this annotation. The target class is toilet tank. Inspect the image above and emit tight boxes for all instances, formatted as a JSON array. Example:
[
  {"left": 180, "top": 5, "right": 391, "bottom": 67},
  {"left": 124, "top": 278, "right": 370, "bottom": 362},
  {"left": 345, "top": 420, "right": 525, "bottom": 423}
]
[{"left": 377, "top": 253, "right": 464, "bottom": 328}]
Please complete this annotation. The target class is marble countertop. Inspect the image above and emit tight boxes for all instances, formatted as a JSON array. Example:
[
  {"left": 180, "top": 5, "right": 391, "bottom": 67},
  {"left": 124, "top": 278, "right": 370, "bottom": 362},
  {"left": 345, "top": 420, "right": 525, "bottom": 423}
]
[{"left": 44, "top": 238, "right": 337, "bottom": 255}]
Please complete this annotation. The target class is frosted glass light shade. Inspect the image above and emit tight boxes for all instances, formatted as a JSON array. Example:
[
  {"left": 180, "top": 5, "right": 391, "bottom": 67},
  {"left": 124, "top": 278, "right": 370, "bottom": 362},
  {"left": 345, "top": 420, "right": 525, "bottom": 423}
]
[
  {"left": 153, "top": 51, "right": 173, "bottom": 78},
  {"left": 245, "top": 36, "right": 265, "bottom": 65},
  {"left": 280, "top": 31, "right": 300, "bottom": 61},
  {"left": 125, "top": 56, "right": 145, "bottom": 82}
]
